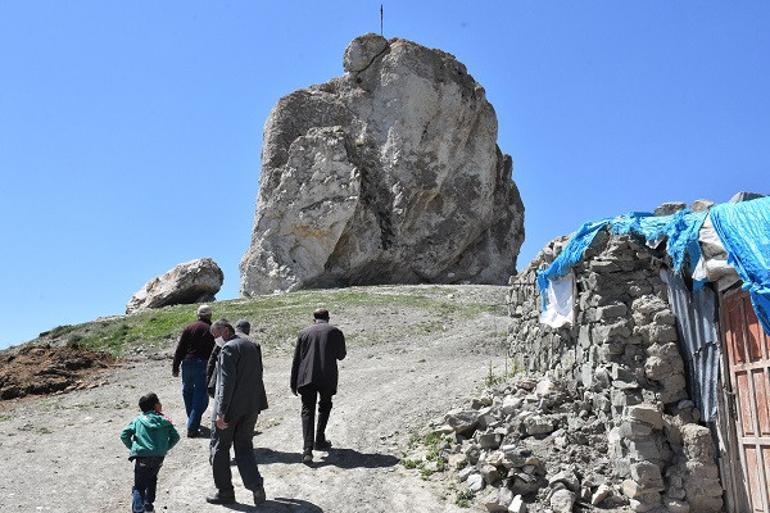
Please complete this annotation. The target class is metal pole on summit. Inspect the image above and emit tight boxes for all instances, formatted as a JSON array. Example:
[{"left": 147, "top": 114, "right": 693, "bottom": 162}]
[{"left": 380, "top": 4, "right": 384, "bottom": 36}]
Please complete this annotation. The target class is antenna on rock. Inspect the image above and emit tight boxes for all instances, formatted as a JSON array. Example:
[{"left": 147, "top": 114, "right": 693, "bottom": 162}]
[{"left": 380, "top": 4, "right": 384, "bottom": 36}]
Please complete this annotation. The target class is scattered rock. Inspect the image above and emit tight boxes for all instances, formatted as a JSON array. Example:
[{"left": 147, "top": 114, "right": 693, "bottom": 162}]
[
  {"left": 467, "top": 473, "right": 485, "bottom": 492},
  {"left": 549, "top": 489, "right": 576, "bottom": 513}
]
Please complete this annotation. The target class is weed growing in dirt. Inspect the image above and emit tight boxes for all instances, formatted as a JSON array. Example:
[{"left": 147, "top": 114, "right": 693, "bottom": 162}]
[
  {"left": 455, "top": 489, "right": 474, "bottom": 507},
  {"left": 402, "top": 430, "right": 450, "bottom": 480},
  {"left": 484, "top": 357, "right": 519, "bottom": 387}
]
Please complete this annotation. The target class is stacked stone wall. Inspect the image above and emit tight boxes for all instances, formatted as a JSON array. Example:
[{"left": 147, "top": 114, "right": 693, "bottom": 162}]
[{"left": 507, "top": 231, "right": 724, "bottom": 513}]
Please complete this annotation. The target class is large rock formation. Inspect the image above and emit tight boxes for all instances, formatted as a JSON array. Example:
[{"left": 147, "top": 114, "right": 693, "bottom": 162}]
[
  {"left": 126, "top": 258, "right": 223, "bottom": 313},
  {"left": 240, "top": 34, "right": 524, "bottom": 296}
]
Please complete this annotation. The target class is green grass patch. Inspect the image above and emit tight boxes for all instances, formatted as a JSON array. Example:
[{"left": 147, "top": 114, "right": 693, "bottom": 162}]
[{"left": 29, "top": 286, "right": 504, "bottom": 356}]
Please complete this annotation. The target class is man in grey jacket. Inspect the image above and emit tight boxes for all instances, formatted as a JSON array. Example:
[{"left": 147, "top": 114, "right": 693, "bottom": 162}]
[{"left": 207, "top": 319, "right": 268, "bottom": 506}]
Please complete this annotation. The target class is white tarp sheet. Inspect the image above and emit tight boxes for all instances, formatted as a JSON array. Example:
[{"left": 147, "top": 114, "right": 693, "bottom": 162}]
[{"left": 539, "top": 272, "right": 575, "bottom": 328}]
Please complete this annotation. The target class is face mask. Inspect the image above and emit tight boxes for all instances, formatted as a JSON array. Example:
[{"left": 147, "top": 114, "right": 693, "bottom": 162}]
[{"left": 215, "top": 336, "right": 225, "bottom": 347}]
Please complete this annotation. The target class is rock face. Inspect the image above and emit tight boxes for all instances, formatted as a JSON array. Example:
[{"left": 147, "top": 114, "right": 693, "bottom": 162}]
[
  {"left": 240, "top": 34, "right": 524, "bottom": 296},
  {"left": 126, "top": 258, "right": 223, "bottom": 313}
]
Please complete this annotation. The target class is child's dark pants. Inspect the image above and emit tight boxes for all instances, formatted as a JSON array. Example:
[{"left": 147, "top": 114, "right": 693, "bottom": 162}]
[{"left": 132, "top": 456, "right": 164, "bottom": 512}]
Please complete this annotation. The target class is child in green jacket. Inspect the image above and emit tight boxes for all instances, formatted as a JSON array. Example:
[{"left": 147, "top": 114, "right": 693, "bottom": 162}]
[{"left": 120, "top": 393, "right": 180, "bottom": 513}]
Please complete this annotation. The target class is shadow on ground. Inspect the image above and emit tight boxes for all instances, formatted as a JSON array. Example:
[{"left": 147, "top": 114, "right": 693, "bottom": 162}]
[
  {"left": 223, "top": 497, "right": 323, "bottom": 512},
  {"left": 253, "top": 447, "right": 399, "bottom": 469}
]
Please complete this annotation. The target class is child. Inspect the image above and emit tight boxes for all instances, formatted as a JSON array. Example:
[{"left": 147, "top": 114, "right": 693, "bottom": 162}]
[{"left": 120, "top": 393, "right": 180, "bottom": 513}]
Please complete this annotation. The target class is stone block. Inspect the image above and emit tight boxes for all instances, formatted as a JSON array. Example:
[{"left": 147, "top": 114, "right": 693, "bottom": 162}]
[
  {"left": 644, "top": 355, "right": 674, "bottom": 381},
  {"left": 445, "top": 409, "right": 480, "bottom": 435},
  {"left": 627, "top": 439, "right": 662, "bottom": 463},
  {"left": 524, "top": 415, "right": 555, "bottom": 436},
  {"left": 680, "top": 423, "right": 716, "bottom": 463},
  {"left": 497, "top": 488, "right": 514, "bottom": 511},
  {"left": 549, "top": 489, "right": 576, "bottom": 513},
  {"left": 480, "top": 464, "right": 501, "bottom": 485},
  {"left": 467, "top": 472, "right": 485, "bottom": 492},
  {"left": 478, "top": 431, "right": 503, "bottom": 450},
  {"left": 458, "top": 466, "right": 475, "bottom": 481},
  {"left": 481, "top": 488, "right": 508, "bottom": 512},
  {"left": 649, "top": 324, "right": 678, "bottom": 343},
  {"left": 591, "top": 484, "right": 612, "bottom": 505},
  {"left": 652, "top": 310, "right": 676, "bottom": 326},
  {"left": 630, "top": 462, "right": 664, "bottom": 490},
  {"left": 508, "top": 494, "right": 526, "bottom": 513},
  {"left": 548, "top": 470, "right": 580, "bottom": 492},
  {"left": 626, "top": 404, "right": 663, "bottom": 429},
  {"left": 509, "top": 473, "right": 543, "bottom": 495},
  {"left": 597, "top": 302, "right": 629, "bottom": 320},
  {"left": 592, "top": 320, "right": 633, "bottom": 343},
  {"left": 501, "top": 395, "right": 522, "bottom": 416},
  {"left": 659, "top": 374, "right": 688, "bottom": 404}
]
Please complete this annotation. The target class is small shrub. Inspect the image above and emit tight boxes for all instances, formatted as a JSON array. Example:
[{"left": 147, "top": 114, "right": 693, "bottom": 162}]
[{"left": 455, "top": 489, "right": 474, "bottom": 508}]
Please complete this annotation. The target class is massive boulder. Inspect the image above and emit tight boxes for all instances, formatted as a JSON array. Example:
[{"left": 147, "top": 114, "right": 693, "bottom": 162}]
[
  {"left": 126, "top": 258, "right": 223, "bottom": 313},
  {"left": 240, "top": 34, "right": 524, "bottom": 296}
]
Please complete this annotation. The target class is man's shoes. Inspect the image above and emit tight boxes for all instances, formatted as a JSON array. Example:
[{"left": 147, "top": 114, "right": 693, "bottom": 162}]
[
  {"left": 205, "top": 491, "right": 236, "bottom": 505},
  {"left": 253, "top": 485, "right": 266, "bottom": 505},
  {"left": 302, "top": 451, "right": 313, "bottom": 464},
  {"left": 314, "top": 439, "right": 332, "bottom": 451},
  {"left": 187, "top": 429, "right": 199, "bottom": 438}
]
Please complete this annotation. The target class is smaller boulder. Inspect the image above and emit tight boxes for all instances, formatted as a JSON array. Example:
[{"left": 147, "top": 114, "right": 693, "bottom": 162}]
[{"left": 126, "top": 258, "right": 223, "bottom": 314}]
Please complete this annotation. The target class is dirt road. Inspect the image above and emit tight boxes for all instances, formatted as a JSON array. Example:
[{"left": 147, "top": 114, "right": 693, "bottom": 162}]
[{"left": 0, "top": 286, "right": 509, "bottom": 513}]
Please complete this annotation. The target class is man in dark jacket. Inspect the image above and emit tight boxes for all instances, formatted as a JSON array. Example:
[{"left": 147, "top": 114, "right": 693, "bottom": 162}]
[
  {"left": 172, "top": 304, "right": 215, "bottom": 438},
  {"left": 290, "top": 308, "right": 346, "bottom": 464},
  {"left": 207, "top": 319, "right": 268, "bottom": 506}
]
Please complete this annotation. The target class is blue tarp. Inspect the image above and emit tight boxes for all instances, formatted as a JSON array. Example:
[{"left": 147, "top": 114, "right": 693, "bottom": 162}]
[
  {"left": 611, "top": 210, "right": 707, "bottom": 274},
  {"left": 537, "top": 209, "right": 707, "bottom": 299},
  {"left": 710, "top": 197, "right": 770, "bottom": 335},
  {"left": 536, "top": 219, "right": 610, "bottom": 300}
]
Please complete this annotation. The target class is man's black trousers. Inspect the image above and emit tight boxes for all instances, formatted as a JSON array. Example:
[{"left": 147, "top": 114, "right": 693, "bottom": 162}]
[
  {"left": 299, "top": 386, "right": 333, "bottom": 452},
  {"left": 210, "top": 411, "right": 263, "bottom": 495}
]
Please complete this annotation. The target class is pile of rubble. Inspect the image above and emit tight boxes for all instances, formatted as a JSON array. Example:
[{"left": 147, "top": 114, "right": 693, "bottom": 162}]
[
  {"left": 0, "top": 343, "right": 114, "bottom": 400},
  {"left": 408, "top": 373, "right": 721, "bottom": 513}
]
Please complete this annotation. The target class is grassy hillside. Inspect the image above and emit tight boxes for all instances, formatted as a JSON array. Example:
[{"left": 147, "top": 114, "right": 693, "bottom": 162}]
[{"left": 31, "top": 285, "right": 507, "bottom": 356}]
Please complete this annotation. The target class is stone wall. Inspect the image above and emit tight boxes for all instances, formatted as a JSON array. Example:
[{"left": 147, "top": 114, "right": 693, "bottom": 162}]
[{"left": 507, "top": 231, "right": 724, "bottom": 513}]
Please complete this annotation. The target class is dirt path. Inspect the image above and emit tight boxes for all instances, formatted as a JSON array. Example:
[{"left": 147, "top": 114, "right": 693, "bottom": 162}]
[{"left": 0, "top": 286, "right": 509, "bottom": 513}]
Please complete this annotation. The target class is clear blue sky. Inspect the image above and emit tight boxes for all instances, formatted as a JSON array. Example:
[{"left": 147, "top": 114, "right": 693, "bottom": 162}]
[{"left": 1, "top": 1, "right": 768, "bottom": 348}]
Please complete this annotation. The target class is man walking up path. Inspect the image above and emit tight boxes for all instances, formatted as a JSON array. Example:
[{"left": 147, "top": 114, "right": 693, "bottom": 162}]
[
  {"left": 290, "top": 308, "right": 346, "bottom": 464},
  {"left": 172, "top": 304, "right": 215, "bottom": 438},
  {"left": 207, "top": 319, "right": 268, "bottom": 506}
]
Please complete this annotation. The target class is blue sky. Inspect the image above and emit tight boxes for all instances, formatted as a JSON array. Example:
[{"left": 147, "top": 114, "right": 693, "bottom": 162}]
[{"left": 1, "top": 1, "right": 768, "bottom": 348}]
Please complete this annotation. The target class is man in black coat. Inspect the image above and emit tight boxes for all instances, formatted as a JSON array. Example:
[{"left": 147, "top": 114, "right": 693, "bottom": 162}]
[
  {"left": 290, "top": 308, "right": 346, "bottom": 464},
  {"left": 207, "top": 319, "right": 268, "bottom": 506}
]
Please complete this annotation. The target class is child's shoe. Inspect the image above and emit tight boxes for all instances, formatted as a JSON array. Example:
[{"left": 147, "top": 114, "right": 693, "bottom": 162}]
[{"left": 131, "top": 490, "right": 145, "bottom": 513}]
